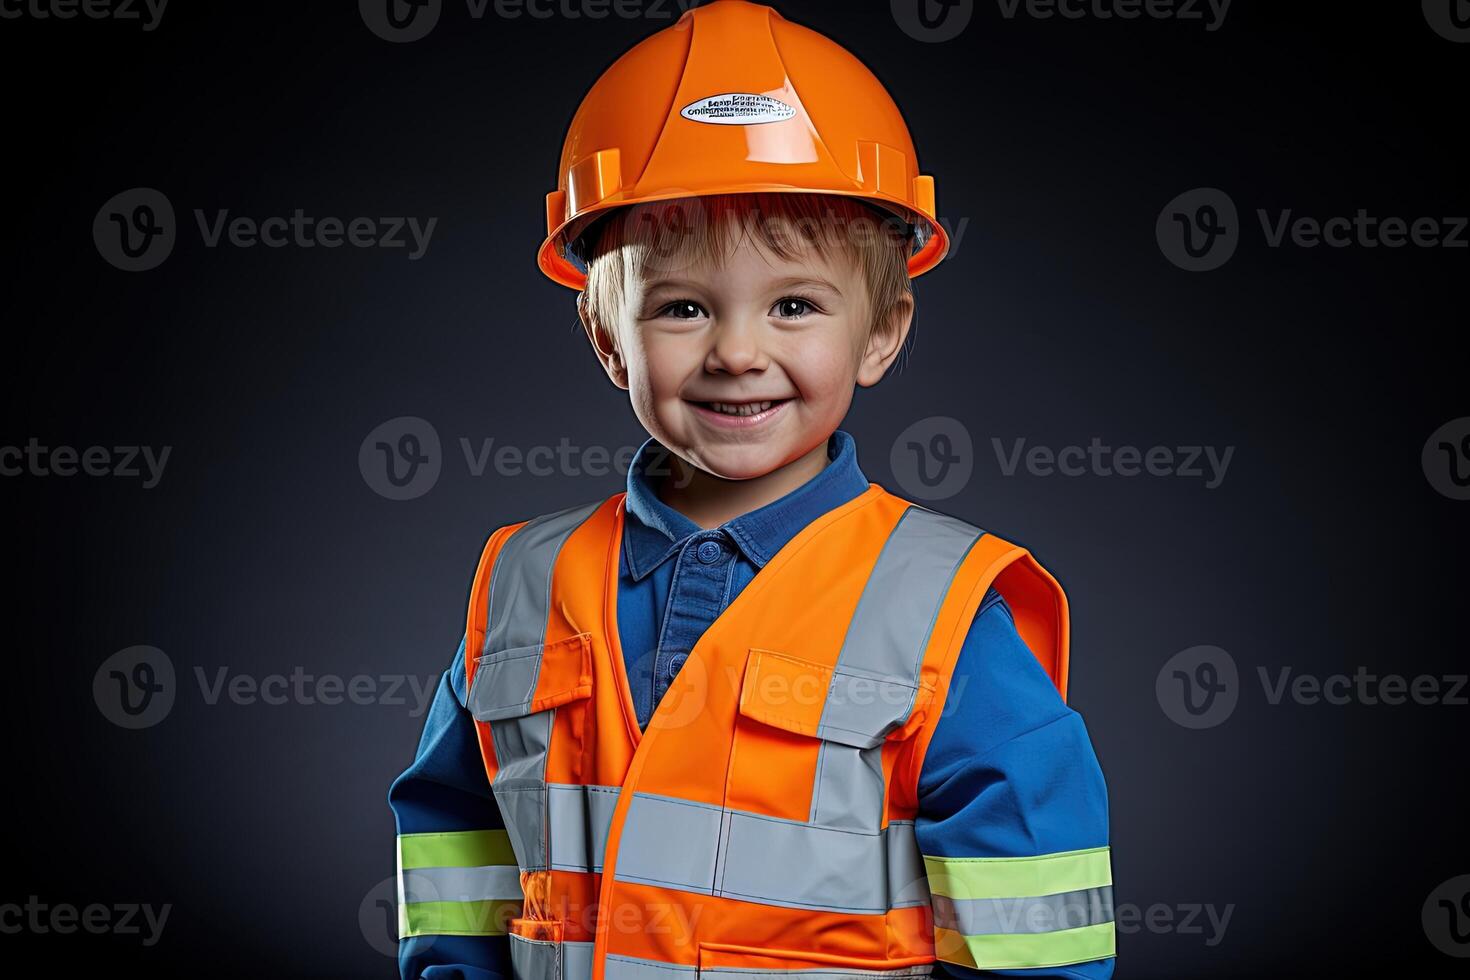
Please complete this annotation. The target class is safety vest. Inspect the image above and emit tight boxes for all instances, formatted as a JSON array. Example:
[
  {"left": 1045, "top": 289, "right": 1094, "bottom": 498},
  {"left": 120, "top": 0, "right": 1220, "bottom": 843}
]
[{"left": 449, "top": 483, "right": 1073, "bottom": 980}]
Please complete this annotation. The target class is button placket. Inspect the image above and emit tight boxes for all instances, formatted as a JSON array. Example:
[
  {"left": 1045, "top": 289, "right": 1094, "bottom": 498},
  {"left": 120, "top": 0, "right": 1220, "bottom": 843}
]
[{"left": 650, "top": 532, "right": 732, "bottom": 716}]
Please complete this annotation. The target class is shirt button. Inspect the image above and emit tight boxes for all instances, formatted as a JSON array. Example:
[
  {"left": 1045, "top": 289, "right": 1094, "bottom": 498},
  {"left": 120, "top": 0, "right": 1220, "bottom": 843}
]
[
  {"left": 668, "top": 654, "right": 687, "bottom": 677},
  {"left": 696, "top": 539, "right": 724, "bottom": 564}
]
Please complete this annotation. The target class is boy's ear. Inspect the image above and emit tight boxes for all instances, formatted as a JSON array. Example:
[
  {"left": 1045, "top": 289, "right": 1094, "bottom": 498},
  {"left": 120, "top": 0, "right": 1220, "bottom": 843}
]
[
  {"left": 578, "top": 292, "right": 629, "bottom": 390},
  {"left": 856, "top": 292, "right": 915, "bottom": 387}
]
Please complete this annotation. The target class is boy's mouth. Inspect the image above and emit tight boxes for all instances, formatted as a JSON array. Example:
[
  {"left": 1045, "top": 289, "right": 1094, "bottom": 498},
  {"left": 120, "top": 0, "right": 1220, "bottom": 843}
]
[{"left": 687, "top": 398, "right": 793, "bottom": 426}]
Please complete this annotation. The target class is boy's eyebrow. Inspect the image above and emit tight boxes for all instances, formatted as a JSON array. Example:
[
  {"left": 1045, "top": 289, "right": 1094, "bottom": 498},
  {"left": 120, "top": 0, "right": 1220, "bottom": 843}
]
[
  {"left": 769, "top": 275, "right": 842, "bottom": 293},
  {"left": 640, "top": 275, "right": 842, "bottom": 295}
]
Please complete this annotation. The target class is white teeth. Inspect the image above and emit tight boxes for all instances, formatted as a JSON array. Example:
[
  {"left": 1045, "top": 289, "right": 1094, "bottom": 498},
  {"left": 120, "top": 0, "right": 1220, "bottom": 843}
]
[{"left": 707, "top": 400, "right": 776, "bottom": 416}]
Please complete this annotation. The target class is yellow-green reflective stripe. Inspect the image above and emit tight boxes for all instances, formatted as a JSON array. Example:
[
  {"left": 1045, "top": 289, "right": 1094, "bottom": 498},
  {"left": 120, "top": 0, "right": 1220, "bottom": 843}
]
[
  {"left": 398, "top": 830, "right": 517, "bottom": 869},
  {"left": 923, "top": 846, "right": 1111, "bottom": 901},
  {"left": 399, "top": 898, "right": 521, "bottom": 938},
  {"left": 935, "top": 922, "right": 1115, "bottom": 970}
]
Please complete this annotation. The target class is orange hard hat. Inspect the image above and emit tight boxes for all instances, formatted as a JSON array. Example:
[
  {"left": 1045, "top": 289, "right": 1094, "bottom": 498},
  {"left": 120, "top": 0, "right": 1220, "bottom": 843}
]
[{"left": 537, "top": 0, "right": 949, "bottom": 290}]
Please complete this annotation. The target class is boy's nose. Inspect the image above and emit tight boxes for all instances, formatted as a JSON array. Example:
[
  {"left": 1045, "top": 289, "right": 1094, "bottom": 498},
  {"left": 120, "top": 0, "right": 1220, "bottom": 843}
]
[{"left": 703, "top": 319, "right": 769, "bottom": 375}]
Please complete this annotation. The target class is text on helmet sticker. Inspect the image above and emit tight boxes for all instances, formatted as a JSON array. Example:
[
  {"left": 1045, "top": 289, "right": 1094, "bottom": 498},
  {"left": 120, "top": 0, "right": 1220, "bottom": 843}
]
[{"left": 680, "top": 93, "right": 797, "bottom": 126}]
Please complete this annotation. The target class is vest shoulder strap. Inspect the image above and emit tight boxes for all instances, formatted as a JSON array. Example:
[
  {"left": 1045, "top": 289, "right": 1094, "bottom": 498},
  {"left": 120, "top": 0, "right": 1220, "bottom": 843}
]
[{"left": 462, "top": 496, "right": 617, "bottom": 711}]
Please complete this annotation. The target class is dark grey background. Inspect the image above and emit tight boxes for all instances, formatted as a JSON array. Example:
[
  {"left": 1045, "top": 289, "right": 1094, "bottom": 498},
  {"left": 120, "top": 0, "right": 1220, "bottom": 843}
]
[{"left": 4, "top": 1, "right": 1466, "bottom": 976}]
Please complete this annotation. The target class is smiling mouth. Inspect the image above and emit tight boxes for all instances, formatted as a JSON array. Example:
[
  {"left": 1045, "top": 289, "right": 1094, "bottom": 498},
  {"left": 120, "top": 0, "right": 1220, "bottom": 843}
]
[{"left": 694, "top": 399, "right": 788, "bottom": 417}]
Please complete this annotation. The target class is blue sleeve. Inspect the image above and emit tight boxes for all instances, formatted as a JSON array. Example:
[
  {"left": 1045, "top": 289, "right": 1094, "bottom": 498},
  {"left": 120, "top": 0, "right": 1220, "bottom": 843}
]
[
  {"left": 389, "top": 636, "right": 518, "bottom": 980},
  {"left": 915, "top": 592, "right": 1115, "bottom": 979}
]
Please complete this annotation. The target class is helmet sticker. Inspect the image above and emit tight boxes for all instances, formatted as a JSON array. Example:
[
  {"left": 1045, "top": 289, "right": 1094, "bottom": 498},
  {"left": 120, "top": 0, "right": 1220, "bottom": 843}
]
[{"left": 680, "top": 93, "right": 797, "bottom": 126}]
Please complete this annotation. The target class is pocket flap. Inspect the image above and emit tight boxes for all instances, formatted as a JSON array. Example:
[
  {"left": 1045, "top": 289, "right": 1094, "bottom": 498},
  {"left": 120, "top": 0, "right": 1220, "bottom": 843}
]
[
  {"left": 469, "top": 632, "right": 593, "bottom": 722},
  {"left": 736, "top": 648, "right": 927, "bottom": 749}
]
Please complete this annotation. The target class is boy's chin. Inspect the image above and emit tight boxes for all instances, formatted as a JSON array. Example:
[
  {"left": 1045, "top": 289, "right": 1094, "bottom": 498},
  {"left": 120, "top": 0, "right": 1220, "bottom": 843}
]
[{"left": 679, "top": 441, "right": 812, "bottom": 483}]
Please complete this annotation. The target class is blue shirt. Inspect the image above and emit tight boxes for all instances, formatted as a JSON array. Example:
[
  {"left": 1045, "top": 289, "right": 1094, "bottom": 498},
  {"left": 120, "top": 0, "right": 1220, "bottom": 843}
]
[{"left": 390, "top": 429, "right": 1113, "bottom": 980}]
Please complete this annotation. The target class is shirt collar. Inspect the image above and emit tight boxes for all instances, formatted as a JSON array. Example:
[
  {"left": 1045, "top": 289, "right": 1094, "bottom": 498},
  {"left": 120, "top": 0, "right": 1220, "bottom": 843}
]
[{"left": 622, "top": 429, "right": 869, "bottom": 581}]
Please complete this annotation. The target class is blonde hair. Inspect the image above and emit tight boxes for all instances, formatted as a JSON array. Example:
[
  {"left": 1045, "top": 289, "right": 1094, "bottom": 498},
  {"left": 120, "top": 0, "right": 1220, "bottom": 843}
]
[{"left": 574, "top": 193, "right": 916, "bottom": 356}]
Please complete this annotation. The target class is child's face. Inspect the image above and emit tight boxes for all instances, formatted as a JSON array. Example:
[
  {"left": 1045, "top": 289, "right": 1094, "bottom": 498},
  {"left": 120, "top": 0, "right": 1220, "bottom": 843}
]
[{"left": 584, "top": 222, "right": 912, "bottom": 482}]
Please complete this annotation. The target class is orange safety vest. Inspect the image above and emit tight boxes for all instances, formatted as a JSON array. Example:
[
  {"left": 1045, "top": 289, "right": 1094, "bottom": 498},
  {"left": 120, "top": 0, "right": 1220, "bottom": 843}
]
[{"left": 462, "top": 483, "right": 1069, "bottom": 980}]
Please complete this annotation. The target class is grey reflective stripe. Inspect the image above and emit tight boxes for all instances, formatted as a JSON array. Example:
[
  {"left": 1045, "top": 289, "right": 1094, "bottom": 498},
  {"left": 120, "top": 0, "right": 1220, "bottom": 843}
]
[
  {"left": 819, "top": 507, "right": 985, "bottom": 747},
  {"left": 509, "top": 933, "right": 562, "bottom": 980},
  {"left": 548, "top": 783, "right": 621, "bottom": 873},
  {"left": 810, "top": 507, "right": 984, "bottom": 832},
  {"left": 471, "top": 501, "right": 602, "bottom": 873},
  {"left": 492, "top": 710, "right": 554, "bottom": 871},
  {"left": 401, "top": 865, "right": 523, "bottom": 904},
  {"left": 703, "top": 969, "right": 933, "bottom": 980},
  {"left": 604, "top": 954, "right": 696, "bottom": 980},
  {"left": 605, "top": 953, "right": 932, "bottom": 980},
  {"left": 614, "top": 791, "right": 915, "bottom": 915},
  {"left": 615, "top": 792, "right": 722, "bottom": 892},
  {"left": 931, "top": 886, "right": 1115, "bottom": 935},
  {"left": 885, "top": 821, "right": 931, "bottom": 908},
  {"left": 508, "top": 937, "right": 595, "bottom": 980},
  {"left": 472, "top": 499, "right": 603, "bottom": 718},
  {"left": 564, "top": 941, "right": 595, "bottom": 980}
]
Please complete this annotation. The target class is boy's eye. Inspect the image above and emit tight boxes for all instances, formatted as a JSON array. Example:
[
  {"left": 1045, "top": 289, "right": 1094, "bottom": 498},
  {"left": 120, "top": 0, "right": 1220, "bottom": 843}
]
[
  {"left": 772, "top": 297, "right": 818, "bottom": 319},
  {"left": 657, "top": 301, "right": 706, "bottom": 320}
]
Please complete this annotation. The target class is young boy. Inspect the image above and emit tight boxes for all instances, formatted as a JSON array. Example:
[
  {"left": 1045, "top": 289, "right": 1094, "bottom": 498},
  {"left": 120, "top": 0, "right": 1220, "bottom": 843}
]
[{"left": 389, "top": 3, "right": 1113, "bottom": 979}]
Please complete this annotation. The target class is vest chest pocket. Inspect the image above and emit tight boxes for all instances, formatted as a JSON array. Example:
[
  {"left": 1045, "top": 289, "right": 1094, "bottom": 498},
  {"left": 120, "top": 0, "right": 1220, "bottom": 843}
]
[
  {"left": 469, "top": 631, "right": 593, "bottom": 949},
  {"left": 717, "top": 648, "right": 933, "bottom": 917}
]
